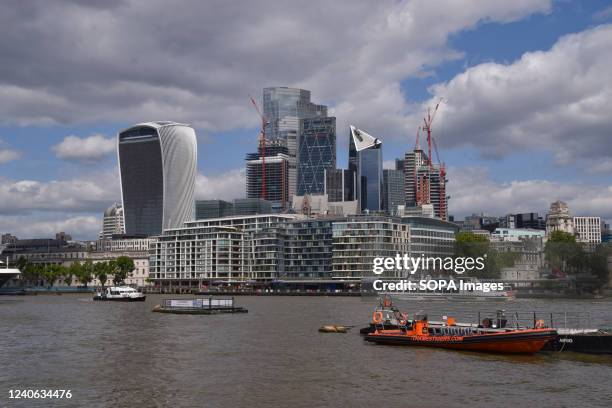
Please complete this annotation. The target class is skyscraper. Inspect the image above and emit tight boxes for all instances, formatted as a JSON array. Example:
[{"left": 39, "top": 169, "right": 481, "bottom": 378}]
[
  {"left": 350, "top": 126, "right": 383, "bottom": 212},
  {"left": 118, "top": 121, "right": 197, "bottom": 236},
  {"left": 404, "top": 147, "right": 448, "bottom": 220},
  {"left": 383, "top": 169, "right": 404, "bottom": 215},
  {"left": 263, "top": 87, "right": 327, "bottom": 198},
  {"left": 297, "top": 117, "right": 336, "bottom": 195},
  {"left": 245, "top": 139, "right": 290, "bottom": 211},
  {"left": 324, "top": 169, "right": 356, "bottom": 202}
]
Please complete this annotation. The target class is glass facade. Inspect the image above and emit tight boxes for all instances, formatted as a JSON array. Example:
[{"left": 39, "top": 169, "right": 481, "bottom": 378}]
[
  {"left": 262, "top": 87, "right": 327, "bottom": 198},
  {"left": 118, "top": 129, "right": 164, "bottom": 236},
  {"left": 297, "top": 117, "right": 336, "bottom": 195},
  {"left": 383, "top": 169, "right": 405, "bottom": 215},
  {"left": 195, "top": 200, "right": 234, "bottom": 220},
  {"left": 324, "top": 169, "right": 355, "bottom": 202},
  {"left": 118, "top": 122, "right": 197, "bottom": 237},
  {"left": 358, "top": 145, "right": 383, "bottom": 212}
]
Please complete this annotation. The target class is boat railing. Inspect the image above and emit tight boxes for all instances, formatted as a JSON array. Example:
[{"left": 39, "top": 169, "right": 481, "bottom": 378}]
[{"left": 399, "top": 307, "right": 592, "bottom": 330}]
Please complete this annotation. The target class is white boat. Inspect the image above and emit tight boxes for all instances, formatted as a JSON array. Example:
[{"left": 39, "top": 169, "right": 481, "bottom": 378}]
[
  {"left": 0, "top": 260, "right": 21, "bottom": 288},
  {"left": 93, "top": 286, "right": 146, "bottom": 302}
]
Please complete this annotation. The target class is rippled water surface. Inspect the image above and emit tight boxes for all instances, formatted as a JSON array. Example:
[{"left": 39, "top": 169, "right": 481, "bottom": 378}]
[{"left": 1, "top": 295, "right": 612, "bottom": 407}]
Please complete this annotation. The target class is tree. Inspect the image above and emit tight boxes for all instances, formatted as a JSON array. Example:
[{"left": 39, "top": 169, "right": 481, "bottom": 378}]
[
  {"left": 94, "top": 262, "right": 109, "bottom": 289},
  {"left": 77, "top": 260, "right": 94, "bottom": 287},
  {"left": 545, "top": 230, "right": 583, "bottom": 273},
  {"left": 114, "top": 256, "right": 135, "bottom": 285},
  {"left": 22, "top": 262, "right": 42, "bottom": 286},
  {"left": 454, "top": 232, "right": 503, "bottom": 279},
  {"left": 42, "top": 264, "right": 64, "bottom": 288},
  {"left": 15, "top": 256, "right": 28, "bottom": 272}
]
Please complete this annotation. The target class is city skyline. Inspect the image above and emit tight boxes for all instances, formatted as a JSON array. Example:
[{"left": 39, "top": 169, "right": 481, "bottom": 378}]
[{"left": 1, "top": 1, "right": 612, "bottom": 239}]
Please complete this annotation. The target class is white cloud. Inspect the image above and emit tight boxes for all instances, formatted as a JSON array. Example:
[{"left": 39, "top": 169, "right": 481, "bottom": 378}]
[
  {"left": 0, "top": 0, "right": 551, "bottom": 137},
  {"left": 0, "top": 215, "right": 101, "bottom": 240},
  {"left": 415, "top": 24, "right": 612, "bottom": 165},
  {"left": 195, "top": 169, "right": 245, "bottom": 201},
  {"left": 448, "top": 166, "right": 612, "bottom": 219},
  {"left": 0, "top": 149, "right": 20, "bottom": 164},
  {"left": 52, "top": 134, "right": 116, "bottom": 162},
  {"left": 0, "top": 172, "right": 120, "bottom": 215}
]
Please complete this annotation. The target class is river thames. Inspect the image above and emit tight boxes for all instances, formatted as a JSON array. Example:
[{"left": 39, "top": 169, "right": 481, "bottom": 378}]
[{"left": 1, "top": 294, "right": 611, "bottom": 407}]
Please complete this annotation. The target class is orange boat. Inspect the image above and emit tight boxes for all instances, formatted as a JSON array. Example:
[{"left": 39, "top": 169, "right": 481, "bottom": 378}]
[{"left": 365, "top": 313, "right": 557, "bottom": 354}]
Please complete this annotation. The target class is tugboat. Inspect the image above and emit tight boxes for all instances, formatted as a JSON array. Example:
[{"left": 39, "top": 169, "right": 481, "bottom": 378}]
[
  {"left": 364, "top": 311, "right": 557, "bottom": 354},
  {"left": 93, "top": 286, "right": 146, "bottom": 302}
]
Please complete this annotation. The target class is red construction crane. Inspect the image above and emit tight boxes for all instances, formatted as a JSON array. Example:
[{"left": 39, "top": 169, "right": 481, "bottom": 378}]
[
  {"left": 415, "top": 97, "right": 445, "bottom": 216},
  {"left": 249, "top": 95, "right": 269, "bottom": 200},
  {"left": 421, "top": 97, "right": 444, "bottom": 168}
]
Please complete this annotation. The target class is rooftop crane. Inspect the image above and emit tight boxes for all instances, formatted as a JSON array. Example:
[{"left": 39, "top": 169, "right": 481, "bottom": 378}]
[
  {"left": 421, "top": 97, "right": 445, "bottom": 168},
  {"left": 249, "top": 95, "right": 270, "bottom": 200}
]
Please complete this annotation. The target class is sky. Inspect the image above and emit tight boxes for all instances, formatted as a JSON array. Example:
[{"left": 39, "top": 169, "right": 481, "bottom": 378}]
[{"left": 1, "top": 0, "right": 611, "bottom": 240}]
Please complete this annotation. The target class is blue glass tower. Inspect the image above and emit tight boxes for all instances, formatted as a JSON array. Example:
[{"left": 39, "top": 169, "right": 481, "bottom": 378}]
[{"left": 297, "top": 117, "right": 336, "bottom": 195}]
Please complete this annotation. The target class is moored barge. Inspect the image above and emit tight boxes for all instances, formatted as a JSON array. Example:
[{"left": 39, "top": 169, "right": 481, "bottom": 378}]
[{"left": 152, "top": 297, "right": 248, "bottom": 315}]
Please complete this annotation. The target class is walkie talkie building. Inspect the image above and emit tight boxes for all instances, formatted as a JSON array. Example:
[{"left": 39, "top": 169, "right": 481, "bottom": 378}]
[{"left": 118, "top": 121, "right": 197, "bottom": 237}]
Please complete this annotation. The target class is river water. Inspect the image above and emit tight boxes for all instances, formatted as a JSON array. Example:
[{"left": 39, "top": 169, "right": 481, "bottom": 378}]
[{"left": 1, "top": 294, "right": 611, "bottom": 407}]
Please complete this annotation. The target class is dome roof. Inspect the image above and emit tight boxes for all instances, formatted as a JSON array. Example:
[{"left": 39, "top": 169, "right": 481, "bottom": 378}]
[{"left": 104, "top": 203, "right": 122, "bottom": 217}]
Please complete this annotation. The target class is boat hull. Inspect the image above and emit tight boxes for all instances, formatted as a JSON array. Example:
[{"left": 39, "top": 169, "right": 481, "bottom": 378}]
[
  {"left": 543, "top": 333, "right": 612, "bottom": 354},
  {"left": 365, "top": 329, "right": 557, "bottom": 354}
]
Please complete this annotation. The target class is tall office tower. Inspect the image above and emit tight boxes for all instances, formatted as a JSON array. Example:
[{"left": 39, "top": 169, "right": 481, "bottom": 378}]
[
  {"left": 403, "top": 147, "right": 448, "bottom": 220},
  {"left": 350, "top": 126, "right": 383, "bottom": 212},
  {"left": 245, "top": 139, "right": 290, "bottom": 211},
  {"left": 263, "top": 87, "right": 327, "bottom": 199},
  {"left": 324, "top": 169, "right": 356, "bottom": 202},
  {"left": 297, "top": 117, "right": 336, "bottom": 195},
  {"left": 118, "top": 121, "right": 197, "bottom": 236},
  {"left": 395, "top": 159, "right": 405, "bottom": 172},
  {"left": 382, "top": 169, "right": 404, "bottom": 215},
  {"left": 99, "top": 203, "right": 125, "bottom": 239}
]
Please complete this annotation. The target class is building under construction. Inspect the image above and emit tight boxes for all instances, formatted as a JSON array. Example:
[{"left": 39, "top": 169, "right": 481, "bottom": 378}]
[
  {"left": 245, "top": 139, "right": 290, "bottom": 211},
  {"left": 404, "top": 99, "right": 448, "bottom": 220},
  {"left": 404, "top": 148, "right": 447, "bottom": 220}
]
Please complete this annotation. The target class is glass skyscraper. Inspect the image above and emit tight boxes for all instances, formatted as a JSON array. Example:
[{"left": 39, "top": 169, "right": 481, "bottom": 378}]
[
  {"left": 262, "top": 87, "right": 327, "bottom": 198},
  {"left": 349, "top": 126, "right": 383, "bottom": 212},
  {"left": 358, "top": 146, "right": 383, "bottom": 211},
  {"left": 118, "top": 121, "right": 197, "bottom": 236},
  {"left": 383, "top": 169, "right": 405, "bottom": 215},
  {"left": 297, "top": 117, "right": 336, "bottom": 195}
]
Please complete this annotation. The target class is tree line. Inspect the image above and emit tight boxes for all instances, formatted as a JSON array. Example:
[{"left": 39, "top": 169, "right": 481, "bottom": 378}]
[
  {"left": 455, "top": 230, "right": 611, "bottom": 292},
  {"left": 16, "top": 256, "right": 135, "bottom": 288}
]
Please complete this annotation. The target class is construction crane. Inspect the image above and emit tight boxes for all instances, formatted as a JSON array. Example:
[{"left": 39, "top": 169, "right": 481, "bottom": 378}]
[
  {"left": 249, "top": 95, "right": 269, "bottom": 200},
  {"left": 414, "top": 97, "right": 446, "bottom": 219},
  {"left": 421, "top": 97, "right": 445, "bottom": 168}
]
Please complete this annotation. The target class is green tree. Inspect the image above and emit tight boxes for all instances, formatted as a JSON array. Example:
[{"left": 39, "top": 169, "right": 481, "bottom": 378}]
[
  {"left": 15, "top": 256, "right": 28, "bottom": 272},
  {"left": 545, "top": 230, "right": 583, "bottom": 273},
  {"left": 22, "top": 262, "right": 42, "bottom": 286},
  {"left": 42, "top": 264, "right": 64, "bottom": 288},
  {"left": 94, "top": 262, "right": 109, "bottom": 289},
  {"left": 64, "top": 261, "right": 83, "bottom": 283},
  {"left": 77, "top": 260, "right": 94, "bottom": 287},
  {"left": 114, "top": 256, "right": 134, "bottom": 285},
  {"left": 454, "top": 232, "right": 504, "bottom": 279}
]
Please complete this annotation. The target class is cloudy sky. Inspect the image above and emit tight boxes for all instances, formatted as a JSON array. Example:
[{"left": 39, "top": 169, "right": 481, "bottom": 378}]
[{"left": 1, "top": 0, "right": 611, "bottom": 239}]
